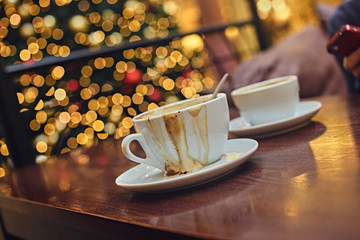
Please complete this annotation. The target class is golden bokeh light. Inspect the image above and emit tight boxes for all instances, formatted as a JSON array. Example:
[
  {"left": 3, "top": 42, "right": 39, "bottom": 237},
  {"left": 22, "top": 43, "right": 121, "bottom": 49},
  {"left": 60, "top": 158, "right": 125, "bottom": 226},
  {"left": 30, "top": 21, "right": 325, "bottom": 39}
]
[
  {"left": 81, "top": 65, "right": 93, "bottom": 77},
  {"left": 127, "top": 107, "right": 137, "bottom": 116},
  {"left": 54, "top": 88, "right": 66, "bottom": 101},
  {"left": 33, "top": 75, "right": 45, "bottom": 87},
  {"left": 121, "top": 95, "right": 132, "bottom": 107},
  {"left": 90, "top": 30, "right": 105, "bottom": 44},
  {"left": 123, "top": 49, "right": 135, "bottom": 59},
  {"left": 30, "top": 119, "right": 41, "bottom": 131},
  {"left": 88, "top": 99, "right": 100, "bottom": 110},
  {"left": 68, "top": 104, "right": 79, "bottom": 114},
  {"left": 89, "top": 83, "right": 100, "bottom": 95},
  {"left": 102, "top": 20, "right": 113, "bottom": 32},
  {"left": 44, "top": 15, "right": 56, "bottom": 28},
  {"left": 111, "top": 105, "right": 123, "bottom": 116},
  {"left": 85, "top": 127, "right": 94, "bottom": 139},
  {"left": 115, "top": 126, "right": 130, "bottom": 138},
  {"left": 92, "top": 120, "right": 104, "bottom": 132},
  {"left": 40, "top": 0, "right": 51, "bottom": 8},
  {"left": 24, "top": 87, "right": 39, "bottom": 103},
  {"left": 10, "top": 14, "right": 21, "bottom": 27},
  {"left": 98, "top": 96, "right": 109, "bottom": 107},
  {"left": 52, "top": 29, "right": 64, "bottom": 40},
  {"left": 61, "top": 148, "right": 71, "bottom": 154},
  {"left": 36, "top": 141, "right": 48, "bottom": 153},
  {"left": 19, "top": 49, "right": 31, "bottom": 61},
  {"left": 29, "top": 5, "right": 41, "bottom": 16},
  {"left": 0, "top": 144, "right": 9, "bottom": 156},
  {"left": 85, "top": 110, "right": 97, "bottom": 122},
  {"left": 148, "top": 102, "right": 159, "bottom": 111},
  {"left": 17, "top": 92, "right": 25, "bottom": 104},
  {"left": 44, "top": 124, "right": 56, "bottom": 135},
  {"left": 123, "top": 8, "right": 134, "bottom": 19},
  {"left": 116, "top": 61, "right": 127, "bottom": 73},
  {"left": 136, "top": 85, "right": 147, "bottom": 95},
  {"left": 101, "top": 83, "right": 113, "bottom": 92},
  {"left": 80, "top": 88, "right": 92, "bottom": 100},
  {"left": 181, "top": 87, "right": 197, "bottom": 98},
  {"left": 46, "top": 86, "right": 55, "bottom": 96},
  {"left": 165, "top": 57, "right": 176, "bottom": 68},
  {"left": 36, "top": 110, "right": 47, "bottom": 123},
  {"left": 19, "top": 74, "right": 31, "bottom": 86},
  {"left": 52, "top": 66, "right": 65, "bottom": 79},
  {"left": 78, "top": 0, "right": 90, "bottom": 11},
  {"left": 129, "top": 20, "right": 141, "bottom": 32},
  {"left": 76, "top": 133, "right": 88, "bottom": 145},
  {"left": 35, "top": 100, "right": 44, "bottom": 110},
  {"left": 69, "top": 15, "right": 89, "bottom": 32},
  {"left": 121, "top": 117, "right": 133, "bottom": 128},
  {"left": 170, "top": 50, "right": 182, "bottom": 62},
  {"left": 59, "top": 112, "right": 71, "bottom": 124},
  {"left": 96, "top": 132, "right": 107, "bottom": 140},
  {"left": 181, "top": 34, "right": 204, "bottom": 52},
  {"left": 98, "top": 106, "right": 109, "bottom": 116},
  {"left": 79, "top": 76, "right": 91, "bottom": 87},
  {"left": 162, "top": 78, "right": 175, "bottom": 91},
  {"left": 67, "top": 137, "right": 78, "bottom": 149},
  {"left": 59, "top": 46, "right": 70, "bottom": 57},
  {"left": 132, "top": 93, "right": 143, "bottom": 105},
  {"left": 70, "top": 112, "right": 82, "bottom": 123},
  {"left": 0, "top": 168, "right": 6, "bottom": 178},
  {"left": 225, "top": 26, "right": 240, "bottom": 40},
  {"left": 94, "top": 57, "right": 106, "bottom": 69}
]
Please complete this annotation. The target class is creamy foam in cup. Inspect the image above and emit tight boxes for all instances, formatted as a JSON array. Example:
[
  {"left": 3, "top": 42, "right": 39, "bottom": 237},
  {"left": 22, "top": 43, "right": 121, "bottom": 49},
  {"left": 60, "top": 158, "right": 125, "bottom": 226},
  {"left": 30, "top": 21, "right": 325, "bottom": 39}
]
[
  {"left": 137, "top": 96, "right": 209, "bottom": 119},
  {"left": 232, "top": 77, "right": 290, "bottom": 94},
  {"left": 121, "top": 93, "right": 229, "bottom": 176},
  {"left": 231, "top": 75, "right": 299, "bottom": 125}
]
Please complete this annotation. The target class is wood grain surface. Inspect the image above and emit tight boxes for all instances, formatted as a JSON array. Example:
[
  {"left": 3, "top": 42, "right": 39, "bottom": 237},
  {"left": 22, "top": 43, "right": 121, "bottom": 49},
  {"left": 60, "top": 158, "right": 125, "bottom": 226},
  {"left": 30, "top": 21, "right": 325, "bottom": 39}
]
[{"left": 1, "top": 94, "right": 360, "bottom": 240}]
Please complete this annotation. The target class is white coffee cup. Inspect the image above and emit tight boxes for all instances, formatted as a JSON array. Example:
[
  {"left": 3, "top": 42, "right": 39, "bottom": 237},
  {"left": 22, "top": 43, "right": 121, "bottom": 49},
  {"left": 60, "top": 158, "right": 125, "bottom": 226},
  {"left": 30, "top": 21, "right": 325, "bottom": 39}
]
[
  {"left": 231, "top": 75, "right": 299, "bottom": 125},
  {"left": 121, "top": 93, "right": 229, "bottom": 176}
]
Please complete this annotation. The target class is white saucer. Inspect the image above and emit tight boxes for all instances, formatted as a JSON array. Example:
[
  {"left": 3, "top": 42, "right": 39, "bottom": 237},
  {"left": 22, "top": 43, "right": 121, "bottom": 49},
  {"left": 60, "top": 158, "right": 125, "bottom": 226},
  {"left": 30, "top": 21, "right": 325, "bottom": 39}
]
[
  {"left": 229, "top": 101, "right": 322, "bottom": 139},
  {"left": 115, "top": 138, "right": 258, "bottom": 193}
]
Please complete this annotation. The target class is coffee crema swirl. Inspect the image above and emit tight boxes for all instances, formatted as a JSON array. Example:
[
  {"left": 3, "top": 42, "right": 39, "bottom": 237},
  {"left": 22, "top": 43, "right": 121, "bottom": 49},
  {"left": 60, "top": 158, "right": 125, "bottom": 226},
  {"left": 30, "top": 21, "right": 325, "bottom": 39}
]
[{"left": 233, "top": 77, "right": 292, "bottom": 94}]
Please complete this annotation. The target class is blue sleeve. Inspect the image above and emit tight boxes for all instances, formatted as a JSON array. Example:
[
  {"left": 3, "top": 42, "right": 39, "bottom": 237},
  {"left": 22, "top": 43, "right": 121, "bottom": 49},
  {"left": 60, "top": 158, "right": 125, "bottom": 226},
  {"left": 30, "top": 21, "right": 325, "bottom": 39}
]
[{"left": 327, "top": 0, "right": 360, "bottom": 92}]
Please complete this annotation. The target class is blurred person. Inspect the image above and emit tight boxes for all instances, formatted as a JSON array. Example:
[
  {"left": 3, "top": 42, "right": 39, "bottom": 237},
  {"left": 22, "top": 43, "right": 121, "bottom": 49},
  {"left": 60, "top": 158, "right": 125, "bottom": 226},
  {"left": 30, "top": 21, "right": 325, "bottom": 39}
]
[{"left": 328, "top": 0, "right": 360, "bottom": 92}]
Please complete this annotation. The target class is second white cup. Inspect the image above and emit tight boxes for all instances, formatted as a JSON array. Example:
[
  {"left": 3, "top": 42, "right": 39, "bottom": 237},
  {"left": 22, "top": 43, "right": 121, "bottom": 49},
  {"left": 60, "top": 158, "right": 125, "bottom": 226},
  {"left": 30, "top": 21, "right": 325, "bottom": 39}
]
[{"left": 231, "top": 75, "right": 300, "bottom": 125}]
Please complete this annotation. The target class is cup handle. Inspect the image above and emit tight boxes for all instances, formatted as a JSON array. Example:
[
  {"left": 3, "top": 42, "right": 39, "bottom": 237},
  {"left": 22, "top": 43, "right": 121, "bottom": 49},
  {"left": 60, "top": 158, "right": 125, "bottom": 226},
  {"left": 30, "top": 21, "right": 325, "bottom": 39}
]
[{"left": 121, "top": 133, "right": 165, "bottom": 171}]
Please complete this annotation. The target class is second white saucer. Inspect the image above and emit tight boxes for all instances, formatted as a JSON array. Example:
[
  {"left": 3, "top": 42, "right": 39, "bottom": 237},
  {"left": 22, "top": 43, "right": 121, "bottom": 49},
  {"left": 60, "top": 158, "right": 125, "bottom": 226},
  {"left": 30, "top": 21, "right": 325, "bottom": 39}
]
[{"left": 229, "top": 101, "right": 322, "bottom": 139}]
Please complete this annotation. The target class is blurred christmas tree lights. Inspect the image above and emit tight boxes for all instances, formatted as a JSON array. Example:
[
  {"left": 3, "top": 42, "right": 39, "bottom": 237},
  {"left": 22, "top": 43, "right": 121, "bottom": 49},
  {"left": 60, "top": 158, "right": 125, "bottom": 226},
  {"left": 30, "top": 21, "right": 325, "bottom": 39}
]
[{"left": 0, "top": 0, "right": 216, "bottom": 162}]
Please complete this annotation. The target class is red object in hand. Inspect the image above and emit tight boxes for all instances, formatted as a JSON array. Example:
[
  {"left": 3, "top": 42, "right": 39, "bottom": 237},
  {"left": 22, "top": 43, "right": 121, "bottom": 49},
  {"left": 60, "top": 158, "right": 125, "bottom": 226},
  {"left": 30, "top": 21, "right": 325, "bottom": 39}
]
[{"left": 327, "top": 24, "right": 360, "bottom": 56}]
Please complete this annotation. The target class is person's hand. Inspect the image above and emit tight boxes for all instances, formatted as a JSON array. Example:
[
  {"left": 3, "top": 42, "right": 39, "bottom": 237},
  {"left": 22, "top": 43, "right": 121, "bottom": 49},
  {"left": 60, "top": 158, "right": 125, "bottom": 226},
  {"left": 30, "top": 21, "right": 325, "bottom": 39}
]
[{"left": 343, "top": 47, "right": 360, "bottom": 78}]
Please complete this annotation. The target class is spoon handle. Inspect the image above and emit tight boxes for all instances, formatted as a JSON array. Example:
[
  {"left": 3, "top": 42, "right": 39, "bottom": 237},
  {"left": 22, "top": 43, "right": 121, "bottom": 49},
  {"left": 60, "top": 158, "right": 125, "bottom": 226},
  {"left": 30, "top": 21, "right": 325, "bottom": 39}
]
[{"left": 211, "top": 73, "right": 229, "bottom": 99}]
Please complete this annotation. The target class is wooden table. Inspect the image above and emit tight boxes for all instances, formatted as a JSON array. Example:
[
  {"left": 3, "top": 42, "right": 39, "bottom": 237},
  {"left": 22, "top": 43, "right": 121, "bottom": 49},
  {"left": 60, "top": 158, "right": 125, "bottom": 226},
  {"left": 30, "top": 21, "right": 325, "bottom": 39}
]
[{"left": 1, "top": 94, "right": 360, "bottom": 240}]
